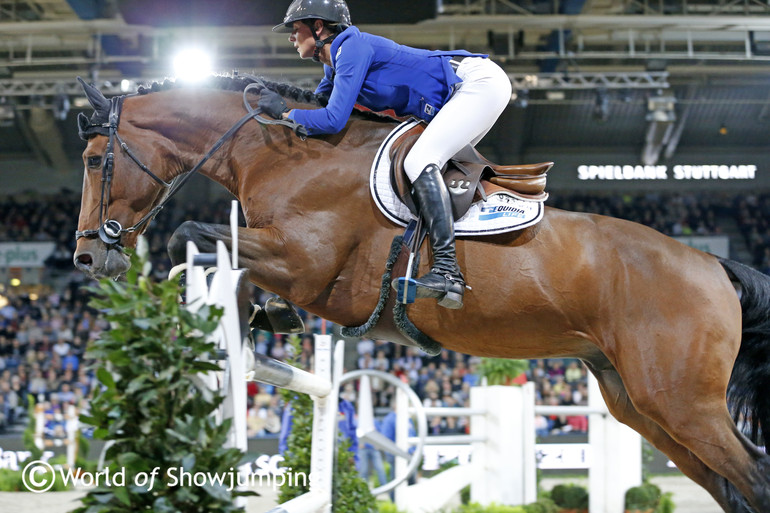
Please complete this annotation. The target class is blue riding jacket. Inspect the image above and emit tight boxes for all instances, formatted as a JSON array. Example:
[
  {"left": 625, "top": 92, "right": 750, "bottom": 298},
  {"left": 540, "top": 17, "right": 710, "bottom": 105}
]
[{"left": 288, "top": 26, "right": 487, "bottom": 136}]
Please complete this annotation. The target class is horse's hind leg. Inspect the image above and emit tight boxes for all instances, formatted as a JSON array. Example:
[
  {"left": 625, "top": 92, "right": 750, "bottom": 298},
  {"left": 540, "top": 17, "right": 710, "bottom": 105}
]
[
  {"left": 584, "top": 355, "right": 748, "bottom": 513},
  {"left": 611, "top": 327, "right": 770, "bottom": 513}
]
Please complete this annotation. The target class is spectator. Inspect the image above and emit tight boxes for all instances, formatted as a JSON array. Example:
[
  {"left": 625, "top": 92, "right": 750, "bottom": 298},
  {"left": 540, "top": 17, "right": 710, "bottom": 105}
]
[
  {"left": 58, "top": 382, "right": 76, "bottom": 404},
  {"left": 357, "top": 338, "right": 375, "bottom": 356},
  {"left": 564, "top": 361, "right": 584, "bottom": 384},
  {"left": 358, "top": 352, "right": 375, "bottom": 370},
  {"left": 61, "top": 349, "right": 79, "bottom": 372},
  {"left": 373, "top": 350, "right": 390, "bottom": 372},
  {"left": 52, "top": 339, "right": 71, "bottom": 358}
]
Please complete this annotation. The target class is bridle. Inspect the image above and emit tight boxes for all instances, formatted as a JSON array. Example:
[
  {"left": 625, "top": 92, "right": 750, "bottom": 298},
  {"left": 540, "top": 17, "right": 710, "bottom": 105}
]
[{"left": 75, "top": 77, "right": 307, "bottom": 248}]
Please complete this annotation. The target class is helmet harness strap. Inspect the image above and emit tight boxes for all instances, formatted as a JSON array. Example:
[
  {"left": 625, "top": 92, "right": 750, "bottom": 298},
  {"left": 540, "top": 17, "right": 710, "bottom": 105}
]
[{"left": 304, "top": 19, "right": 337, "bottom": 62}]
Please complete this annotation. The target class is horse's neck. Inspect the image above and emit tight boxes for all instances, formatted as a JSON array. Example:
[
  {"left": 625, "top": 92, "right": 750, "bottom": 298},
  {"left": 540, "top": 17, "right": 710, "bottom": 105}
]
[
  {"left": 226, "top": 117, "right": 393, "bottom": 222},
  {"left": 150, "top": 91, "right": 394, "bottom": 234},
  {"left": 147, "top": 92, "right": 396, "bottom": 204}
]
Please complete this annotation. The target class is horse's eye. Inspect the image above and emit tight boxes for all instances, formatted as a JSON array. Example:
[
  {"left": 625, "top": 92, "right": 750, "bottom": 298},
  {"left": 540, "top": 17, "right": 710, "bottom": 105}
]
[{"left": 87, "top": 155, "right": 102, "bottom": 169}]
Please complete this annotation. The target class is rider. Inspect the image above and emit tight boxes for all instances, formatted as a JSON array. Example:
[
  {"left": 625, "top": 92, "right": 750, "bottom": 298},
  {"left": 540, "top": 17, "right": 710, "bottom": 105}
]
[{"left": 263, "top": 0, "right": 512, "bottom": 310}]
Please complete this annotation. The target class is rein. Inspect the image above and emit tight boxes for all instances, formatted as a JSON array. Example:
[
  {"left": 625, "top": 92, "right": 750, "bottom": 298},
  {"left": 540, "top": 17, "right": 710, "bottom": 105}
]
[{"left": 75, "top": 79, "right": 307, "bottom": 247}]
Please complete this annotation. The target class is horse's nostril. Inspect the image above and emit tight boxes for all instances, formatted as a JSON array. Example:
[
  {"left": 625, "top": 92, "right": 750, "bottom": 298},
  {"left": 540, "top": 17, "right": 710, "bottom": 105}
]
[{"left": 76, "top": 253, "right": 93, "bottom": 267}]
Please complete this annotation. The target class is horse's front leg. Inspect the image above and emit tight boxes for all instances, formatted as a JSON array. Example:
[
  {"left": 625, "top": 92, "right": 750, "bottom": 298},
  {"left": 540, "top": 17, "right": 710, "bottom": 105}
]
[{"left": 167, "top": 220, "right": 304, "bottom": 334}]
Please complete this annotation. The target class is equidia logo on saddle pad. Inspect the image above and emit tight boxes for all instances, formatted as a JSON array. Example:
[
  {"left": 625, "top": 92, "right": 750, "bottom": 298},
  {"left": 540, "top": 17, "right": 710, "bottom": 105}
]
[{"left": 370, "top": 120, "right": 544, "bottom": 236}]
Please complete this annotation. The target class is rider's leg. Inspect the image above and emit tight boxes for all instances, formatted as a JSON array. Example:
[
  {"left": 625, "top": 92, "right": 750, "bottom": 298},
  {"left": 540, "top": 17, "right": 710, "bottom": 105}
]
[
  {"left": 410, "top": 163, "right": 465, "bottom": 309},
  {"left": 402, "top": 57, "right": 511, "bottom": 308}
]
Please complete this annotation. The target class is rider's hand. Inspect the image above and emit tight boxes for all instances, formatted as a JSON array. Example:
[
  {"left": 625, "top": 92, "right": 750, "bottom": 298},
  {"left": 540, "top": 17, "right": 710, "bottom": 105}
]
[{"left": 258, "top": 91, "right": 290, "bottom": 119}]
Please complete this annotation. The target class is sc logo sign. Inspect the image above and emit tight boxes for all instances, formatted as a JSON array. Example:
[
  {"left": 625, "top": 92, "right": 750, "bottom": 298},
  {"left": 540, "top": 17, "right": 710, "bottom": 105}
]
[{"left": 252, "top": 454, "right": 286, "bottom": 476}]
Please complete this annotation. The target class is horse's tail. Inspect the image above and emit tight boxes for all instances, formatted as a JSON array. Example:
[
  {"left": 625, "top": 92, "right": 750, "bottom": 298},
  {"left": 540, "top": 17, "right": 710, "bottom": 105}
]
[{"left": 719, "top": 257, "right": 770, "bottom": 450}]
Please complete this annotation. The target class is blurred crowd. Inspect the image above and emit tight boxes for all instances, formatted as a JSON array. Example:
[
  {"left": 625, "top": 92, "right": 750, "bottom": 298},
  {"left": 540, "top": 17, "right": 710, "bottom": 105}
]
[{"left": 0, "top": 188, "right": 766, "bottom": 442}]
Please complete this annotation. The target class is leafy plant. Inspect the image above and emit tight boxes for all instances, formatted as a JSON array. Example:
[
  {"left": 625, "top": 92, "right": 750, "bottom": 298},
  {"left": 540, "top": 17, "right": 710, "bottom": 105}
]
[
  {"left": 450, "top": 501, "right": 560, "bottom": 513},
  {"left": 452, "top": 502, "right": 528, "bottom": 513},
  {"left": 277, "top": 390, "right": 313, "bottom": 502},
  {"left": 332, "top": 436, "right": 377, "bottom": 512},
  {"left": 476, "top": 358, "right": 529, "bottom": 386},
  {"left": 521, "top": 498, "right": 559, "bottom": 513},
  {"left": 74, "top": 241, "right": 250, "bottom": 512},
  {"left": 656, "top": 492, "right": 675, "bottom": 513},
  {"left": 549, "top": 483, "right": 589, "bottom": 509},
  {"left": 377, "top": 501, "right": 409, "bottom": 513},
  {"left": 0, "top": 467, "right": 72, "bottom": 492},
  {"left": 624, "top": 482, "right": 662, "bottom": 510}
]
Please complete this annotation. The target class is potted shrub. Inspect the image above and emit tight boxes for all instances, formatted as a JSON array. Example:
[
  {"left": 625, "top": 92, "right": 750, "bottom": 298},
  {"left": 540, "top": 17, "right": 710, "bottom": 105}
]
[
  {"left": 624, "top": 482, "right": 662, "bottom": 513},
  {"left": 657, "top": 492, "right": 675, "bottom": 513},
  {"left": 522, "top": 498, "right": 560, "bottom": 513},
  {"left": 549, "top": 483, "right": 589, "bottom": 513}
]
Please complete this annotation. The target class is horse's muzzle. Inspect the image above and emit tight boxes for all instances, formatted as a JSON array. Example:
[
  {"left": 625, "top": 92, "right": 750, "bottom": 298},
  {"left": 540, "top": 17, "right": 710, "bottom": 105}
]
[{"left": 73, "top": 240, "right": 130, "bottom": 279}]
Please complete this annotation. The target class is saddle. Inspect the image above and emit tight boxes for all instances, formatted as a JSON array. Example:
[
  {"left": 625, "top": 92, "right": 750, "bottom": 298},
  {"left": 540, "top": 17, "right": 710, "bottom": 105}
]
[{"left": 390, "top": 123, "right": 552, "bottom": 220}]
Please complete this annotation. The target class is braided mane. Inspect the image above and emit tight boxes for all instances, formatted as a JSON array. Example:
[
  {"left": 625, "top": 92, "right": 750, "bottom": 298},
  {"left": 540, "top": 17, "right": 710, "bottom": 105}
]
[
  {"left": 137, "top": 75, "right": 328, "bottom": 107},
  {"left": 136, "top": 74, "right": 399, "bottom": 124}
]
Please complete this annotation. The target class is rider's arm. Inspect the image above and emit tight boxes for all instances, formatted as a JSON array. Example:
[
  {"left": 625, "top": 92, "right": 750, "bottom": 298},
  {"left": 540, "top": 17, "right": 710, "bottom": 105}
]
[
  {"left": 287, "top": 38, "right": 374, "bottom": 135},
  {"left": 281, "top": 66, "right": 334, "bottom": 121}
]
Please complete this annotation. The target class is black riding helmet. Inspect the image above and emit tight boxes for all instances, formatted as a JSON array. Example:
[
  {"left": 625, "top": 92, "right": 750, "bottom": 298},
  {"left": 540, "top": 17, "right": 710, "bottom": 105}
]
[
  {"left": 273, "top": 0, "right": 351, "bottom": 32},
  {"left": 273, "top": 0, "right": 352, "bottom": 62}
]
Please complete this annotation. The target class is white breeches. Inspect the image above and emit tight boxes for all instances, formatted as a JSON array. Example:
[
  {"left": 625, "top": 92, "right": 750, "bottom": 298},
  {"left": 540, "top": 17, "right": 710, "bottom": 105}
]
[{"left": 403, "top": 57, "right": 512, "bottom": 182}]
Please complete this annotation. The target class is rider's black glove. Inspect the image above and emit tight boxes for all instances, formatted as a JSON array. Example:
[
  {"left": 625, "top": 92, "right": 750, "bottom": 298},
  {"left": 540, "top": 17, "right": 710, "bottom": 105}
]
[{"left": 258, "top": 90, "right": 290, "bottom": 119}]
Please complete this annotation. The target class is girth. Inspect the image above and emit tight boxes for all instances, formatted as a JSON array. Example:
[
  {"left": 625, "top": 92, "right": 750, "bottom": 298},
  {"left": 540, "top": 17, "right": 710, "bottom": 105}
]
[{"left": 389, "top": 122, "right": 552, "bottom": 220}]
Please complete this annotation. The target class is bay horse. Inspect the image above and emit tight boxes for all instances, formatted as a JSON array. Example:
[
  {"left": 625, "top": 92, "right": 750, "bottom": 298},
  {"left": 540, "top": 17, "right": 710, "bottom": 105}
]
[{"left": 72, "top": 75, "right": 769, "bottom": 513}]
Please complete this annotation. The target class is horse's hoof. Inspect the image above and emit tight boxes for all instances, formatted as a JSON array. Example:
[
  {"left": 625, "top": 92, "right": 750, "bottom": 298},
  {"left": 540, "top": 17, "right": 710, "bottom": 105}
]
[{"left": 250, "top": 297, "right": 305, "bottom": 334}]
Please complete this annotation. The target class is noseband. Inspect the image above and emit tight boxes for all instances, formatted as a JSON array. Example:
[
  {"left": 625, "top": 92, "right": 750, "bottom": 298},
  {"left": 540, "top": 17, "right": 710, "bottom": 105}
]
[{"left": 75, "top": 77, "right": 307, "bottom": 248}]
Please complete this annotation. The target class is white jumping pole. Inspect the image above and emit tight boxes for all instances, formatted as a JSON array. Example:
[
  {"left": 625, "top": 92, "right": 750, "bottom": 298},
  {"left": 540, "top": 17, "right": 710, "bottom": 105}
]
[
  {"left": 587, "top": 373, "right": 642, "bottom": 513},
  {"left": 230, "top": 199, "right": 238, "bottom": 269},
  {"left": 389, "top": 375, "right": 640, "bottom": 512},
  {"left": 264, "top": 336, "right": 343, "bottom": 513},
  {"left": 391, "top": 382, "right": 536, "bottom": 512},
  {"left": 185, "top": 220, "right": 343, "bottom": 512},
  {"left": 530, "top": 373, "right": 642, "bottom": 512},
  {"left": 186, "top": 239, "right": 250, "bottom": 507},
  {"left": 471, "top": 383, "right": 537, "bottom": 506}
]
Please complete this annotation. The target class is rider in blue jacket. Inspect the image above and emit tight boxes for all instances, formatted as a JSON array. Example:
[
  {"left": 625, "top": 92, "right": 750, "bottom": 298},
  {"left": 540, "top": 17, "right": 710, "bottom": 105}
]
[{"left": 263, "top": 0, "right": 512, "bottom": 310}]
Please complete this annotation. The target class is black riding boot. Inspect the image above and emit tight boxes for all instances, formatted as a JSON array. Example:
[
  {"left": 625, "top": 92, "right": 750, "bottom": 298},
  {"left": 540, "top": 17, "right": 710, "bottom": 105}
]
[{"left": 411, "top": 164, "right": 465, "bottom": 309}]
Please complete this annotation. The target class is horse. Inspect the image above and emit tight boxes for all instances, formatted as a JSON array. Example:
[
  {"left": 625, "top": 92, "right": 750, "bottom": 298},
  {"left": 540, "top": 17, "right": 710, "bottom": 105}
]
[{"left": 71, "top": 75, "right": 769, "bottom": 513}]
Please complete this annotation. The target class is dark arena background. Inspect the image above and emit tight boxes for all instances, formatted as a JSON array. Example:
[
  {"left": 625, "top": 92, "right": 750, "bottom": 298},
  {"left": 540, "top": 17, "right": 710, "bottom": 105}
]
[{"left": 1, "top": 1, "right": 769, "bottom": 512}]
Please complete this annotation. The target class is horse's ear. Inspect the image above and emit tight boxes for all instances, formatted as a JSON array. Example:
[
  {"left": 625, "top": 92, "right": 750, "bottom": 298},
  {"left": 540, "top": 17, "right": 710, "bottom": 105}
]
[{"left": 77, "top": 76, "right": 110, "bottom": 115}]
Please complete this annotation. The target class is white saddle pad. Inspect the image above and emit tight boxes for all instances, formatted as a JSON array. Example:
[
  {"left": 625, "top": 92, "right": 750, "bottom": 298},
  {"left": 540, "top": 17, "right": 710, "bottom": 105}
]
[{"left": 369, "top": 120, "right": 545, "bottom": 236}]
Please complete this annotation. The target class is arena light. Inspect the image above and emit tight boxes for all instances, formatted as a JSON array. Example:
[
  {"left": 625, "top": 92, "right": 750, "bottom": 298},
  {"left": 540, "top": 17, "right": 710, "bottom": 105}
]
[{"left": 172, "top": 48, "right": 213, "bottom": 82}]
